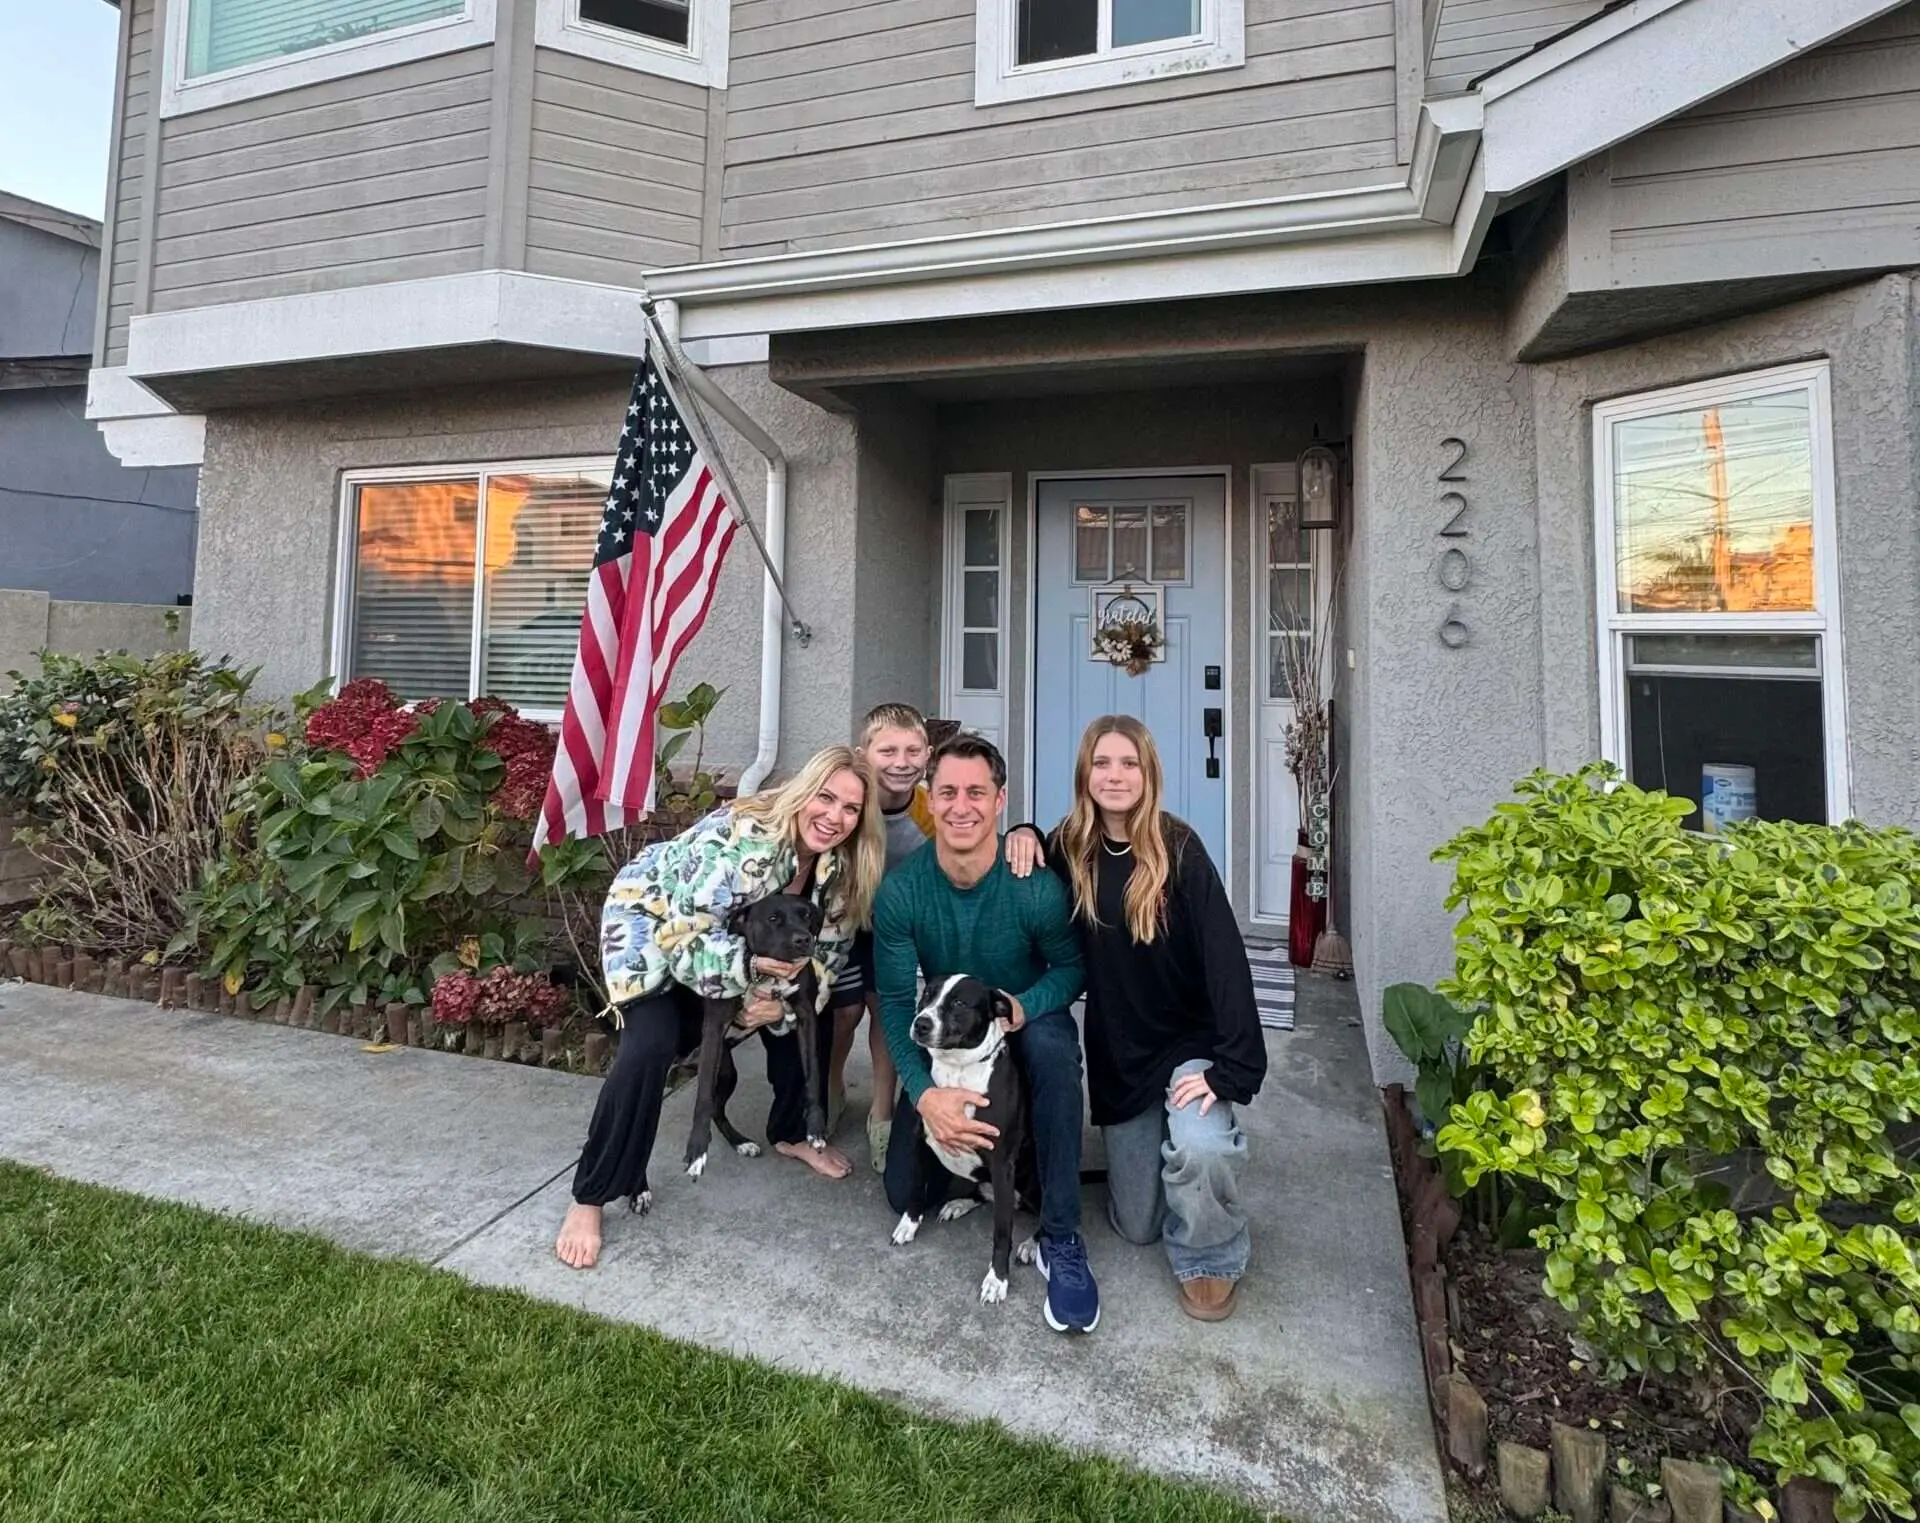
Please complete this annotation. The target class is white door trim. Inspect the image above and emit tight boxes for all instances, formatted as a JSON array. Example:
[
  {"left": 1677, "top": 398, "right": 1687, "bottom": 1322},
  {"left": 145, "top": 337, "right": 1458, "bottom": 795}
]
[
  {"left": 1247, "top": 462, "right": 1294, "bottom": 927},
  {"left": 939, "top": 473, "right": 1014, "bottom": 753},
  {"left": 1022, "top": 465, "right": 1234, "bottom": 863}
]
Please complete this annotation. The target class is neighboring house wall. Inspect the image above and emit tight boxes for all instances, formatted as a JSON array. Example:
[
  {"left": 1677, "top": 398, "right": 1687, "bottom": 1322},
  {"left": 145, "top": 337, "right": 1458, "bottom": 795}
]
[
  {"left": 1565, "top": 2, "right": 1920, "bottom": 290},
  {"left": 524, "top": 49, "right": 709, "bottom": 280},
  {"left": 1426, "top": 0, "right": 1607, "bottom": 94},
  {"left": 1, "top": 207, "right": 197, "bottom": 605},
  {"left": 101, "top": 0, "right": 153, "bottom": 366}
]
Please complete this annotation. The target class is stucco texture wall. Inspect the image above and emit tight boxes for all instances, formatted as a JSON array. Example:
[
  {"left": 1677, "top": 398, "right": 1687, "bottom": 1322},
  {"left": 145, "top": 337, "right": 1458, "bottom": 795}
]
[
  {"left": 850, "top": 392, "right": 939, "bottom": 723},
  {"left": 1530, "top": 272, "right": 1920, "bottom": 832},
  {"left": 191, "top": 367, "right": 860, "bottom": 784}
]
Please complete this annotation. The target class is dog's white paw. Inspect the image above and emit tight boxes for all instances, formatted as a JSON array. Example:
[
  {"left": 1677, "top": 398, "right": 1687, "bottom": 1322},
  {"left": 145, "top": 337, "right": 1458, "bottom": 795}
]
[
  {"left": 629, "top": 1190, "right": 653, "bottom": 1217},
  {"left": 807, "top": 1135, "right": 826, "bottom": 1151},
  {"left": 1013, "top": 1234, "right": 1038, "bottom": 1266},
  {"left": 734, "top": 1141, "right": 761, "bottom": 1158},
  {"left": 890, "top": 1212, "right": 922, "bottom": 1246},
  {"left": 980, "top": 1268, "right": 1009, "bottom": 1304},
  {"left": 686, "top": 1153, "right": 708, "bottom": 1180},
  {"left": 979, "top": 1181, "right": 996, "bottom": 1204},
  {"left": 939, "top": 1197, "right": 983, "bottom": 1223}
]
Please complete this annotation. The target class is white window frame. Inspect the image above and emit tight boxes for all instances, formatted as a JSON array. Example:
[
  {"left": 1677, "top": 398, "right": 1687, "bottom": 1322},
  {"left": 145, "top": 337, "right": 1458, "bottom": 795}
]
[
  {"left": 1592, "top": 360, "right": 1850, "bottom": 823},
  {"left": 974, "top": 0, "right": 1243, "bottom": 106},
  {"left": 161, "top": 0, "right": 497, "bottom": 118},
  {"left": 333, "top": 455, "right": 613, "bottom": 723},
  {"left": 535, "top": 0, "right": 729, "bottom": 88},
  {"left": 940, "top": 473, "right": 1012, "bottom": 752}
]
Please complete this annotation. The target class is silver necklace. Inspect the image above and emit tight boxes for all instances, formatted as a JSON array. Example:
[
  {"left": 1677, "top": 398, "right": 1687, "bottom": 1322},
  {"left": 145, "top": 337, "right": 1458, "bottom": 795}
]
[{"left": 1101, "top": 836, "right": 1133, "bottom": 858}]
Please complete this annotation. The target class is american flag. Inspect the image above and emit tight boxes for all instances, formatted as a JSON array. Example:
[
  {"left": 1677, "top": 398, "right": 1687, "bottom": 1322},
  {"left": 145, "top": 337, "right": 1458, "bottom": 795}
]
[{"left": 532, "top": 352, "right": 737, "bottom": 851}]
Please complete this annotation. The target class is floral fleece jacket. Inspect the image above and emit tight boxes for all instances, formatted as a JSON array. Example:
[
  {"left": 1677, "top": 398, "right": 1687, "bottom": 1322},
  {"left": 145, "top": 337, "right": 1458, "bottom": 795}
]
[{"left": 599, "top": 804, "right": 853, "bottom": 1016}]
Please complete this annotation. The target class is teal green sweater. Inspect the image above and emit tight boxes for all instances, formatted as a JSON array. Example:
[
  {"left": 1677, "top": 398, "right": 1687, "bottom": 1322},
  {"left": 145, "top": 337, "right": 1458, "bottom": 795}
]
[{"left": 873, "top": 840, "right": 1085, "bottom": 1106}]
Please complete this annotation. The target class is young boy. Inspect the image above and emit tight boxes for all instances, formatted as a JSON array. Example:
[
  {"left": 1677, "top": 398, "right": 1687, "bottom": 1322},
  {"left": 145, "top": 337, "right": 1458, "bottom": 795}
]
[{"left": 828, "top": 702, "right": 936, "bottom": 1170}]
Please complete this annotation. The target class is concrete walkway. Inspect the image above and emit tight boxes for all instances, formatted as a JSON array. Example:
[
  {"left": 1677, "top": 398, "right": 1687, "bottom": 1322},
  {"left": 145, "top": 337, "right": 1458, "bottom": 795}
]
[{"left": 0, "top": 974, "right": 1444, "bottom": 1523}]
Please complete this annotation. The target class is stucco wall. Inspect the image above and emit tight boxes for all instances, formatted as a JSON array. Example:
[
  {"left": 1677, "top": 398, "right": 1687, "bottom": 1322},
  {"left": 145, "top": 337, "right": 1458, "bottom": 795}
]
[
  {"left": 191, "top": 367, "right": 859, "bottom": 783},
  {"left": 850, "top": 393, "right": 939, "bottom": 725},
  {"left": 1529, "top": 272, "right": 1920, "bottom": 833},
  {"left": 0, "top": 589, "right": 191, "bottom": 694}
]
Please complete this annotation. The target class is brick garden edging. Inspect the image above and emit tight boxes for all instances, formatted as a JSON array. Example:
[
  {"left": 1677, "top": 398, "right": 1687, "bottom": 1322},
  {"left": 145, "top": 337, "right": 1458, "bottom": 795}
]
[
  {"left": 1382, "top": 1084, "right": 1841, "bottom": 1523},
  {"left": 0, "top": 938, "right": 613, "bottom": 1077}
]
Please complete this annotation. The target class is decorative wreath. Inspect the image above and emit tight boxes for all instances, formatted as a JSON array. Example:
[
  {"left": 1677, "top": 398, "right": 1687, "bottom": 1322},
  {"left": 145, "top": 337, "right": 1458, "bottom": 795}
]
[{"left": 1093, "top": 615, "right": 1166, "bottom": 676}]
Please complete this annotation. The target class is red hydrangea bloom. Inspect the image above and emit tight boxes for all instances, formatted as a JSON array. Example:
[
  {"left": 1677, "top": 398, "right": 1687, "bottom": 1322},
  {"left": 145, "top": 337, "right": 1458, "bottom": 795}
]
[
  {"left": 475, "top": 706, "right": 556, "bottom": 821},
  {"left": 305, "top": 678, "right": 418, "bottom": 777},
  {"left": 432, "top": 965, "right": 569, "bottom": 1028}
]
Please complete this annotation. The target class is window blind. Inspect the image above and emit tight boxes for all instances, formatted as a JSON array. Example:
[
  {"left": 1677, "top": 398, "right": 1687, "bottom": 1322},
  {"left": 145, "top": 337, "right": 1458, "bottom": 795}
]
[
  {"left": 185, "top": 0, "right": 466, "bottom": 78},
  {"left": 349, "top": 479, "right": 478, "bottom": 703},
  {"left": 477, "top": 471, "right": 602, "bottom": 712}
]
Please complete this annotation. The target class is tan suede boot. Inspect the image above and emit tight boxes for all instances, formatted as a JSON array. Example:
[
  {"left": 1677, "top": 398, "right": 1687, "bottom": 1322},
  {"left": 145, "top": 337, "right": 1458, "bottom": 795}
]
[{"left": 1177, "top": 1276, "right": 1239, "bottom": 1322}]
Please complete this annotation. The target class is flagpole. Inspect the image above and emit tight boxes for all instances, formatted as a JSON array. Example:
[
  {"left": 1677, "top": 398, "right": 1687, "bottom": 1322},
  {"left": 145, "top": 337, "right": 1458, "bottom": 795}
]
[{"left": 637, "top": 296, "right": 812, "bottom": 647}]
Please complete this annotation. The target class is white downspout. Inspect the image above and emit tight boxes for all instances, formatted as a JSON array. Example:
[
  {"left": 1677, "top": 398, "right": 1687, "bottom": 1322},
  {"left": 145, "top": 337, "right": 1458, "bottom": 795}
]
[{"left": 650, "top": 300, "right": 794, "bottom": 797}]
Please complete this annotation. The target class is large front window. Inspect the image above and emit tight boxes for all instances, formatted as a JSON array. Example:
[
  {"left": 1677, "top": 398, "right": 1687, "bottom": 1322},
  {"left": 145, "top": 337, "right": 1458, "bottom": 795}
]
[
  {"left": 337, "top": 461, "right": 608, "bottom": 717},
  {"left": 1593, "top": 362, "right": 1847, "bottom": 828},
  {"left": 164, "top": 0, "right": 494, "bottom": 115},
  {"left": 183, "top": 0, "right": 466, "bottom": 78}
]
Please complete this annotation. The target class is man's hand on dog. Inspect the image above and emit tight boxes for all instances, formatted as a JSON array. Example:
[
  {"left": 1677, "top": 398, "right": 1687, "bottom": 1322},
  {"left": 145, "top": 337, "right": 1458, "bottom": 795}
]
[
  {"left": 999, "top": 993, "right": 1026, "bottom": 1033},
  {"left": 918, "top": 1086, "right": 998, "bottom": 1152}
]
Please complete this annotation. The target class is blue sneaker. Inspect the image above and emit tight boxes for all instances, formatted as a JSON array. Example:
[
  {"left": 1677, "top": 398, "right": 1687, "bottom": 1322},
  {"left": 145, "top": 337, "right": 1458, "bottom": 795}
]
[{"left": 1035, "top": 1231, "right": 1099, "bottom": 1333}]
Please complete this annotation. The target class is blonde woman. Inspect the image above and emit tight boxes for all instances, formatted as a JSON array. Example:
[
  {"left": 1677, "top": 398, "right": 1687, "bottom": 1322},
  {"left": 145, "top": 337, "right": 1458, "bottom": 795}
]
[
  {"left": 555, "top": 746, "right": 885, "bottom": 1270},
  {"left": 1008, "top": 716, "right": 1264, "bottom": 1321}
]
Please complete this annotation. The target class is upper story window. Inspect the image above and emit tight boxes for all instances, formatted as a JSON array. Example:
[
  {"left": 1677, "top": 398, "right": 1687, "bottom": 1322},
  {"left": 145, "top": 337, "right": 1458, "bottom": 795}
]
[
  {"left": 1593, "top": 361, "right": 1849, "bottom": 829},
  {"left": 976, "top": 0, "right": 1242, "bottom": 106},
  {"left": 163, "top": 0, "right": 497, "bottom": 117},
  {"left": 536, "top": 0, "right": 730, "bottom": 87},
  {"left": 335, "top": 459, "right": 609, "bottom": 719}
]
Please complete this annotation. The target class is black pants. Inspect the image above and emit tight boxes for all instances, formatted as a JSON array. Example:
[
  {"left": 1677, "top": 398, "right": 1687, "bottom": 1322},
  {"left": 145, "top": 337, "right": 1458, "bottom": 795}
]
[{"left": 570, "top": 983, "right": 835, "bottom": 1207}]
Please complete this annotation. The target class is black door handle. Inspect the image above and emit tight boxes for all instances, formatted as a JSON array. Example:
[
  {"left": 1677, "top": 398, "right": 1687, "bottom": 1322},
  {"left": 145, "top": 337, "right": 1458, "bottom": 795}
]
[{"left": 1203, "top": 707, "right": 1222, "bottom": 778}]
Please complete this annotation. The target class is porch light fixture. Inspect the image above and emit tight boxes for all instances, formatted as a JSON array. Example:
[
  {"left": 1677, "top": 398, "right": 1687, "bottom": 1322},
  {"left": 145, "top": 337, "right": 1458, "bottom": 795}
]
[{"left": 1293, "top": 440, "right": 1343, "bottom": 530}]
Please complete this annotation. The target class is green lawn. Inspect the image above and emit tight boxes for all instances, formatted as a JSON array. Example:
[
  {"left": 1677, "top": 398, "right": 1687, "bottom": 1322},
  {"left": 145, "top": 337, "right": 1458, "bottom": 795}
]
[{"left": 0, "top": 1162, "right": 1273, "bottom": 1523}]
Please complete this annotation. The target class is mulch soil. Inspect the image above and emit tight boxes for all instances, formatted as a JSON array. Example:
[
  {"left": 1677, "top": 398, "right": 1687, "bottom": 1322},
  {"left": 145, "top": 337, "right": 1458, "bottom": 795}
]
[{"left": 1445, "top": 1221, "right": 1767, "bottom": 1491}]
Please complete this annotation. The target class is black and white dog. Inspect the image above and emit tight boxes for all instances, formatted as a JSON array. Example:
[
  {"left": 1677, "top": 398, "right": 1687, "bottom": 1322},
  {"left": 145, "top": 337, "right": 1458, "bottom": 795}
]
[
  {"left": 682, "top": 895, "right": 827, "bottom": 1181},
  {"left": 891, "top": 974, "right": 1036, "bottom": 1304}
]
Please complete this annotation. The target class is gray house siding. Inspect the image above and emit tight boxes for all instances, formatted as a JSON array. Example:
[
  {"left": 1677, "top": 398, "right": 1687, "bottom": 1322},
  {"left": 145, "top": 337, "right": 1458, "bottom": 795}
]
[
  {"left": 148, "top": 46, "right": 495, "bottom": 313},
  {"left": 102, "top": 0, "right": 155, "bottom": 365},
  {"left": 1426, "top": 0, "right": 1606, "bottom": 95},
  {"left": 524, "top": 49, "right": 708, "bottom": 283},
  {"left": 719, "top": 0, "right": 1402, "bottom": 258},
  {"left": 1566, "top": 3, "right": 1920, "bottom": 290}
]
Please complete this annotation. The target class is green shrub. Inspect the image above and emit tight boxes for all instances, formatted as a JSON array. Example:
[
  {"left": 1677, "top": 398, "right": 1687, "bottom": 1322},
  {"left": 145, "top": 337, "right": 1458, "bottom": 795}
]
[
  {"left": 180, "top": 685, "right": 581, "bottom": 1014},
  {"left": 1432, "top": 765, "right": 1920, "bottom": 1520},
  {"left": 0, "top": 648, "right": 272, "bottom": 954}
]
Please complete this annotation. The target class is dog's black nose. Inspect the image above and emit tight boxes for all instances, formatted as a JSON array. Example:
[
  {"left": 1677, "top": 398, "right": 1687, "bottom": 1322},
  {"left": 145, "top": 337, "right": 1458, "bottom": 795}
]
[{"left": 910, "top": 1014, "right": 934, "bottom": 1043}]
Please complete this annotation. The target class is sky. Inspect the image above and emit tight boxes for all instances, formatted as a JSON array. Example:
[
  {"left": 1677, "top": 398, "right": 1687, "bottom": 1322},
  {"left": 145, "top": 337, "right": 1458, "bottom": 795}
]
[{"left": 0, "top": 0, "right": 121, "bottom": 219}]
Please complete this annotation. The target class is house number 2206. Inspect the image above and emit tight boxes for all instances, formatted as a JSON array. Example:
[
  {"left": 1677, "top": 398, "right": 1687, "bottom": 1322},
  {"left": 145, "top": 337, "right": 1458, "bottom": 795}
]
[{"left": 1435, "top": 436, "right": 1471, "bottom": 649}]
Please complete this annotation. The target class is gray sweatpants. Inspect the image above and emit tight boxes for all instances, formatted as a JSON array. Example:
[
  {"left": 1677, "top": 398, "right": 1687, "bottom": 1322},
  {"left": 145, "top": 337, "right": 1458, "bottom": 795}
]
[{"left": 1102, "top": 1058, "right": 1251, "bottom": 1282}]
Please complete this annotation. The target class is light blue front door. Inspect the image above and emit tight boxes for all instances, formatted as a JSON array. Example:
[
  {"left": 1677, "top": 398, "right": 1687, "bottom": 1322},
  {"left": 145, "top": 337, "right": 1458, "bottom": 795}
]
[{"left": 1032, "top": 475, "right": 1228, "bottom": 867}]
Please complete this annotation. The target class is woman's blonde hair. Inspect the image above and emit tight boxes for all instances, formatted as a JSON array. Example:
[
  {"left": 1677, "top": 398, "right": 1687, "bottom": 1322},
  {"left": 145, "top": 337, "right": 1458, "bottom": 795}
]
[
  {"left": 1058, "top": 715, "right": 1181, "bottom": 945},
  {"left": 732, "top": 745, "right": 885, "bottom": 929}
]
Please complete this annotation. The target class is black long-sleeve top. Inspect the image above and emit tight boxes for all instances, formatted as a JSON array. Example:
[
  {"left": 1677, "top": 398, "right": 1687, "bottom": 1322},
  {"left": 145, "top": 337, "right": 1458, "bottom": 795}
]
[{"left": 1029, "top": 821, "right": 1267, "bottom": 1128}]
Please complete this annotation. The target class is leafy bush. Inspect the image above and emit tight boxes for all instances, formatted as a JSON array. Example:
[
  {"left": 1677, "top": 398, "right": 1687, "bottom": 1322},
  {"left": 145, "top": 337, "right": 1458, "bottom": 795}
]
[
  {"left": 181, "top": 682, "right": 581, "bottom": 1014},
  {"left": 0, "top": 648, "right": 273, "bottom": 954},
  {"left": 652, "top": 681, "right": 725, "bottom": 826},
  {"left": 1433, "top": 765, "right": 1920, "bottom": 1521}
]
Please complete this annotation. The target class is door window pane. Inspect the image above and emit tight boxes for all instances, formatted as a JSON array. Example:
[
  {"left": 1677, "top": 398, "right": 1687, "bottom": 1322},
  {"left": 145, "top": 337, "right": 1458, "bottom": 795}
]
[
  {"left": 1269, "top": 568, "right": 1313, "bottom": 634},
  {"left": 1150, "top": 504, "right": 1187, "bottom": 581},
  {"left": 1267, "top": 507, "right": 1309, "bottom": 569},
  {"left": 185, "top": 0, "right": 465, "bottom": 78},
  {"left": 1112, "top": 0, "right": 1198, "bottom": 45},
  {"left": 963, "top": 507, "right": 1000, "bottom": 568},
  {"left": 350, "top": 479, "right": 478, "bottom": 702},
  {"left": 478, "top": 470, "right": 604, "bottom": 710},
  {"left": 1611, "top": 390, "right": 1815, "bottom": 615},
  {"left": 963, "top": 569, "right": 999, "bottom": 630},
  {"left": 578, "top": 0, "right": 692, "bottom": 46},
  {"left": 1110, "top": 506, "right": 1149, "bottom": 581},
  {"left": 962, "top": 632, "right": 999, "bottom": 691},
  {"left": 1269, "top": 632, "right": 1308, "bottom": 702},
  {"left": 1074, "top": 504, "right": 1109, "bottom": 581},
  {"left": 1017, "top": 0, "right": 1097, "bottom": 62}
]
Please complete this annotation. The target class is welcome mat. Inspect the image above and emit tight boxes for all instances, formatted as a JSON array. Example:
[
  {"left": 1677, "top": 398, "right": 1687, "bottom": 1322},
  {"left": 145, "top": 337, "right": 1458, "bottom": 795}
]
[{"left": 1246, "top": 945, "right": 1296, "bottom": 1031}]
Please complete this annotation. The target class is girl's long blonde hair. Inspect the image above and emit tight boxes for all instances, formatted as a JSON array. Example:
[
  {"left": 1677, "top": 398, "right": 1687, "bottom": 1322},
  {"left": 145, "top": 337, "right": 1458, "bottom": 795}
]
[
  {"left": 732, "top": 745, "right": 886, "bottom": 929},
  {"left": 1058, "top": 715, "right": 1182, "bottom": 945}
]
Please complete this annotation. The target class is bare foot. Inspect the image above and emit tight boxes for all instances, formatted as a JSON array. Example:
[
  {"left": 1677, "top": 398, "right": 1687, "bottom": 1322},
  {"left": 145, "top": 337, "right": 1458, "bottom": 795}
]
[
  {"left": 555, "top": 1202, "right": 603, "bottom": 1269},
  {"left": 775, "top": 1140, "right": 852, "bottom": 1179}
]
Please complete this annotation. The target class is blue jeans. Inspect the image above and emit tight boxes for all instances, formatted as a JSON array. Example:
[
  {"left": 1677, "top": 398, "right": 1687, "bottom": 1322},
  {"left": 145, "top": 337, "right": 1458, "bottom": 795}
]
[
  {"left": 884, "top": 1007, "right": 1084, "bottom": 1240},
  {"left": 1103, "top": 1058, "right": 1250, "bottom": 1282}
]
